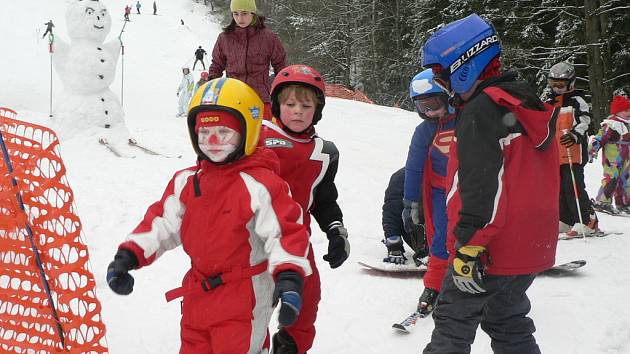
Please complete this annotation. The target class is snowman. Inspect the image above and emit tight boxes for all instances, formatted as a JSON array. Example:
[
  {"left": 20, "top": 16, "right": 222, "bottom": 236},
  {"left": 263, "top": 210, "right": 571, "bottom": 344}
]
[{"left": 52, "top": 0, "right": 130, "bottom": 146}]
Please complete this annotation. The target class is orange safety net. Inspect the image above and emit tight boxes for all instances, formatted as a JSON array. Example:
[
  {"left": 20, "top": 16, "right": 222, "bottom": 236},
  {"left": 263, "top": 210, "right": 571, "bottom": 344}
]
[
  {"left": 0, "top": 107, "right": 108, "bottom": 353},
  {"left": 325, "top": 84, "right": 375, "bottom": 104}
]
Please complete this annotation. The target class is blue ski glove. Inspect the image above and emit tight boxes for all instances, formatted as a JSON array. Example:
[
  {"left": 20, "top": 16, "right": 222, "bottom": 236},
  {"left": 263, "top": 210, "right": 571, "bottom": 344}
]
[
  {"left": 322, "top": 223, "right": 350, "bottom": 269},
  {"left": 106, "top": 249, "right": 138, "bottom": 295},
  {"left": 273, "top": 271, "right": 304, "bottom": 327},
  {"left": 402, "top": 199, "right": 421, "bottom": 235},
  {"left": 452, "top": 245, "right": 486, "bottom": 294},
  {"left": 383, "top": 235, "right": 407, "bottom": 264}
]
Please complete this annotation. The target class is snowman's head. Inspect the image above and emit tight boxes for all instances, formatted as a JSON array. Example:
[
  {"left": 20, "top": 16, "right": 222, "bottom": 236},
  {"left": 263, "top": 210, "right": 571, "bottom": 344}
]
[{"left": 66, "top": 0, "right": 111, "bottom": 42}]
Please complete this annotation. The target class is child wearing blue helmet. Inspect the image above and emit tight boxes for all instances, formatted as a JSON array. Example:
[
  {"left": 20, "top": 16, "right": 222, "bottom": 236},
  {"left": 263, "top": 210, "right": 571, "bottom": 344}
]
[
  {"left": 420, "top": 14, "right": 559, "bottom": 354},
  {"left": 395, "top": 69, "right": 456, "bottom": 317}
]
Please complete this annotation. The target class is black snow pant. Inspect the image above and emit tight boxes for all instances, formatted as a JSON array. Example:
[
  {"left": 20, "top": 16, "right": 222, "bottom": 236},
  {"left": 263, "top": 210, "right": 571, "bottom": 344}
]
[
  {"left": 423, "top": 267, "right": 541, "bottom": 354},
  {"left": 559, "top": 163, "right": 592, "bottom": 226},
  {"left": 193, "top": 58, "right": 206, "bottom": 70},
  {"left": 42, "top": 28, "right": 52, "bottom": 38}
]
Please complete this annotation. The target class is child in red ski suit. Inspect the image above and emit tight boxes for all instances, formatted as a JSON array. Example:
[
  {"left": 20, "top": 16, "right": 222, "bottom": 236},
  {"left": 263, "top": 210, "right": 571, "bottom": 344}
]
[
  {"left": 106, "top": 78, "right": 312, "bottom": 354},
  {"left": 260, "top": 64, "right": 350, "bottom": 354}
]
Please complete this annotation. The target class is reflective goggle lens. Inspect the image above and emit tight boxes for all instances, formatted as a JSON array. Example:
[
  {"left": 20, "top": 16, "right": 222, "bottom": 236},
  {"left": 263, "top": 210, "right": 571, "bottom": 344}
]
[{"left": 413, "top": 96, "right": 445, "bottom": 114}]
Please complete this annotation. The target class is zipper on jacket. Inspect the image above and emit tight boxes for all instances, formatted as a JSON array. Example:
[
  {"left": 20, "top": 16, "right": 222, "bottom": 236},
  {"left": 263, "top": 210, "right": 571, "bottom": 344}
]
[{"left": 245, "top": 29, "right": 250, "bottom": 83}]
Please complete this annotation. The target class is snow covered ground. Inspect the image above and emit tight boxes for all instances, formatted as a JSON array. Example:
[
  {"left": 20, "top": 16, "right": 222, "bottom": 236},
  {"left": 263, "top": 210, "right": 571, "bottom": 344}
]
[{"left": 1, "top": 1, "right": 629, "bottom": 353}]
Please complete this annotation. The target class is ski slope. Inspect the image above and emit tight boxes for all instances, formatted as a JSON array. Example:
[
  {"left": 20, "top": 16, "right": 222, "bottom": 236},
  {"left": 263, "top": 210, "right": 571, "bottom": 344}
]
[{"left": 1, "top": 1, "right": 629, "bottom": 353}]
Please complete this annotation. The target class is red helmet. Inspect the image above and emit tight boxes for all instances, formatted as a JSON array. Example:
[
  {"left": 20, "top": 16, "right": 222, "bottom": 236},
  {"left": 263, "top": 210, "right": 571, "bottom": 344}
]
[
  {"left": 271, "top": 64, "right": 326, "bottom": 125},
  {"left": 200, "top": 71, "right": 209, "bottom": 80}
]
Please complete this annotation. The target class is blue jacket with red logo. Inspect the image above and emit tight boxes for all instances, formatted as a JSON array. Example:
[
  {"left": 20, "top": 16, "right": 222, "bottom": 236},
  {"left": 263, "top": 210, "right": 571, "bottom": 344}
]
[{"left": 404, "top": 115, "right": 456, "bottom": 260}]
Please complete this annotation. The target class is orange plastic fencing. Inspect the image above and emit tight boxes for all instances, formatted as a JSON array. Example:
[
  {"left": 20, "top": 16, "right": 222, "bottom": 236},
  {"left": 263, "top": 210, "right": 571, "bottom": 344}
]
[
  {"left": 0, "top": 107, "right": 108, "bottom": 353},
  {"left": 325, "top": 84, "right": 375, "bottom": 104}
]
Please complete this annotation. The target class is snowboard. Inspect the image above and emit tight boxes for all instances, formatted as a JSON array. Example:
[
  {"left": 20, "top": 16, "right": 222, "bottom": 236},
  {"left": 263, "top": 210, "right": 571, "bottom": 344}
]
[
  {"left": 540, "top": 260, "right": 586, "bottom": 275},
  {"left": 358, "top": 261, "right": 427, "bottom": 274}
]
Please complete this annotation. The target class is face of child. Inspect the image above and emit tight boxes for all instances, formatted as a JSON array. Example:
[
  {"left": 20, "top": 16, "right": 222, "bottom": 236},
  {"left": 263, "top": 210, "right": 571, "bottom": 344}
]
[
  {"left": 198, "top": 126, "right": 241, "bottom": 162},
  {"left": 232, "top": 11, "right": 253, "bottom": 28},
  {"left": 617, "top": 109, "right": 630, "bottom": 119},
  {"left": 279, "top": 91, "right": 316, "bottom": 133}
]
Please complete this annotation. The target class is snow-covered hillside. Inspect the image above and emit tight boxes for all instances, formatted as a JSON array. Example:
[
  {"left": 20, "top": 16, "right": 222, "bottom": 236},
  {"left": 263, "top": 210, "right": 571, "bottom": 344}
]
[{"left": 1, "top": 1, "right": 629, "bottom": 353}]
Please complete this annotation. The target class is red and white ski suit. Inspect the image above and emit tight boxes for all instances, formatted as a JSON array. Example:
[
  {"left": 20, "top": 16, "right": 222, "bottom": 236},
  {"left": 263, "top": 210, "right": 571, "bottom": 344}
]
[
  {"left": 119, "top": 149, "right": 312, "bottom": 354},
  {"left": 260, "top": 120, "right": 343, "bottom": 354}
]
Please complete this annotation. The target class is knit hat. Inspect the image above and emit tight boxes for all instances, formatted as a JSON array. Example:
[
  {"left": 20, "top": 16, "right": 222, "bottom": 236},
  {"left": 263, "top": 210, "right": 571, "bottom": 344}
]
[
  {"left": 230, "top": 0, "right": 256, "bottom": 13},
  {"left": 195, "top": 110, "right": 242, "bottom": 134},
  {"left": 610, "top": 95, "right": 630, "bottom": 115}
]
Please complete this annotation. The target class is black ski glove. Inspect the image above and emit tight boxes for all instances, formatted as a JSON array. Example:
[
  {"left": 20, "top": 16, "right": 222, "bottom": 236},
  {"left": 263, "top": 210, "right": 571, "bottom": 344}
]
[
  {"left": 322, "top": 223, "right": 350, "bottom": 269},
  {"left": 560, "top": 130, "right": 578, "bottom": 148},
  {"left": 402, "top": 199, "right": 421, "bottom": 235},
  {"left": 273, "top": 271, "right": 304, "bottom": 327},
  {"left": 106, "top": 249, "right": 138, "bottom": 295},
  {"left": 382, "top": 235, "right": 407, "bottom": 264}
]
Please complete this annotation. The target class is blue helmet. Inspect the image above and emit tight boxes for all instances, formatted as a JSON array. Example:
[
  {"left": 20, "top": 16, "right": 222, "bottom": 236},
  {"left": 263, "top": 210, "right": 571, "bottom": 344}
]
[
  {"left": 409, "top": 69, "right": 454, "bottom": 119},
  {"left": 421, "top": 14, "right": 501, "bottom": 95}
]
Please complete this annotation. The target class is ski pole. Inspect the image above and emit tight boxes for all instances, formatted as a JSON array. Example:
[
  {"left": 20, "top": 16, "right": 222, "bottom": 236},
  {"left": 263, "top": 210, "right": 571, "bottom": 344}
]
[
  {"left": 563, "top": 129, "right": 586, "bottom": 239},
  {"left": 118, "top": 21, "right": 127, "bottom": 108},
  {"left": 0, "top": 130, "right": 65, "bottom": 348},
  {"left": 48, "top": 33, "right": 54, "bottom": 118}
]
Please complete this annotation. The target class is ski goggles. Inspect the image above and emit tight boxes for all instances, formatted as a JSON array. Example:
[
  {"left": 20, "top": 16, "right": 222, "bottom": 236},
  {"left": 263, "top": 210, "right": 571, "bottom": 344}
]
[
  {"left": 430, "top": 65, "right": 452, "bottom": 96},
  {"left": 548, "top": 79, "right": 569, "bottom": 89},
  {"left": 413, "top": 94, "right": 447, "bottom": 114}
]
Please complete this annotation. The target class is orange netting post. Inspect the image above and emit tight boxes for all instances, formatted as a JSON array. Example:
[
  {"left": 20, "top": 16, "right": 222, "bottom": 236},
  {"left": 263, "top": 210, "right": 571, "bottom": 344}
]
[{"left": 0, "top": 107, "right": 108, "bottom": 353}]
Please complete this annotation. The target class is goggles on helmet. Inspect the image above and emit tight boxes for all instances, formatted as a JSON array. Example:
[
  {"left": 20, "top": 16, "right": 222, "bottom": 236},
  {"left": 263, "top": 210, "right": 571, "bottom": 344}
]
[
  {"left": 430, "top": 65, "right": 453, "bottom": 96},
  {"left": 413, "top": 94, "right": 447, "bottom": 114},
  {"left": 548, "top": 78, "right": 569, "bottom": 89}
]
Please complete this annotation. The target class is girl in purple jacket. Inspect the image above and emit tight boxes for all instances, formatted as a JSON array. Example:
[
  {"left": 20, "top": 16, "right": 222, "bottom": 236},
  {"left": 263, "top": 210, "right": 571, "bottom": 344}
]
[{"left": 208, "top": 0, "right": 287, "bottom": 119}]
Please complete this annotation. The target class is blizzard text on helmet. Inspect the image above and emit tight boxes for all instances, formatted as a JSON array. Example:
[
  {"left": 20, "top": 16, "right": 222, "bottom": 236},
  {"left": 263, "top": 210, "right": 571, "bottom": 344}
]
[{"left": 449, "top": 35, "right": 499, "bottom": 74}]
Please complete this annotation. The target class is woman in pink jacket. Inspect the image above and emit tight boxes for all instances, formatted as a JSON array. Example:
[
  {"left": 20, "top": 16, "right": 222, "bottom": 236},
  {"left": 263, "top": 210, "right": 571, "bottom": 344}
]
[{"left": 208, "top": 0, "right": 287, "bottom": 119}]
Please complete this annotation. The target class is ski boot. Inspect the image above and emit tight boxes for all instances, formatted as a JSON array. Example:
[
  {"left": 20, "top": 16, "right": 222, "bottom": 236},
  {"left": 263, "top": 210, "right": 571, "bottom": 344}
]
[
  {"left": 591, "top": 200, "right": 619, "bottom": 215},
  {"left": 272, "top": 328, "right": 300, "bottom": 354},
  {"left": 417, "top": 288, "right": 439, "bottom": 317}
]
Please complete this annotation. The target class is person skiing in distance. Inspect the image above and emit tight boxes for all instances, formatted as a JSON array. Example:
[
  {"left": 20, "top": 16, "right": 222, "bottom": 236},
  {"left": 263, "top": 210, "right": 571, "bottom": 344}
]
[
  {"left": 152, "top": 1, "right": 157, "bottom": 15},
  {"left": 402, "top": 69, "right": 457, "bottom": 316},
  {"left": 176, "top": 67, "right": 194, "bottom": 117},
  {"left": 208, "top": 0, "right": 287, "bottom": 120},
  {"left": 135, "top": 1, "right": 141, "bottom": 14},
  {"left": 260, "top": 64, "right": 349, "bottom": 354},
  {"left": 105, "top": 78, "right": 311, "bottom": 354},
  {"left": 420, "top": 14, "right": 559, "bottom": 354},
  {"left": 124, "top": 5, "right": 131, "bottom": 21},
  {"left": 193, "top": 45, "right": 207, "bottom": 71},
  {"left": 589, "top": 95, "right": 630, "bottom": 214},
  {"left": 194, "top": 71, "right": 210, "bottom": 93},
  {"left": 546, "top": 61, "right": 598, "bottom": 236},
  {"left": 381, "top": 167, "right": 428, "bottom": 266},
  {"left": 42, "top": 20, "right": 54, "bottom": 38}
]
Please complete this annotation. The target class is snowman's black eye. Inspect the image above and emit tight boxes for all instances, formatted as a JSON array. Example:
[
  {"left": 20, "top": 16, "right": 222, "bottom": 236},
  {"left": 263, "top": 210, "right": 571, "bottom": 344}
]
[{"left": 85, "top": 7, "right": 94, "bottom": 15}]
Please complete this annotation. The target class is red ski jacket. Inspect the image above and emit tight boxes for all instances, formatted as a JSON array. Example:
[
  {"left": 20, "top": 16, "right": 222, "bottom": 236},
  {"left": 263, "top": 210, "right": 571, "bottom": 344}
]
[
  {"left": 259, "top": 120, "right": 343, "bottom": 234},
  {"left": 119, "top": 148, "right": 312, "bottom": 279},
  {"left": 208, "top": 19, "right": 287, "bottom": 103},
  {"left": 445, "top": 73, "right": 560, "bottom": 275}
]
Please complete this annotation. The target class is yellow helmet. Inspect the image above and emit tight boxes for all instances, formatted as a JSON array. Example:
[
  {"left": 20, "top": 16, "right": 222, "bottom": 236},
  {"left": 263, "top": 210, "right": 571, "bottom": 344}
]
[{"left": 187, "top": 78, "right": 264, "bottom": 161}]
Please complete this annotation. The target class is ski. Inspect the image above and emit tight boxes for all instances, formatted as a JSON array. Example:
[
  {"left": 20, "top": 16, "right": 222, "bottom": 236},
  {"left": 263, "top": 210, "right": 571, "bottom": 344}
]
[
  {"left": 128, "top": 138, "right": 182, "bottom": 158},
  {"left": 358, "top": 261, "right": 427, "bottom": 274},
  {"left": 558, "top": 230, "right": 623, "bottom": 240},
  {"left": 540, "top": 260, "right": 586, "bottom": 275},
  {"left": 99, "top": 138, "right": 135, "bottom": 158},
  {"left": 392, "top": 310, "right": 426, "bottom": 333}
]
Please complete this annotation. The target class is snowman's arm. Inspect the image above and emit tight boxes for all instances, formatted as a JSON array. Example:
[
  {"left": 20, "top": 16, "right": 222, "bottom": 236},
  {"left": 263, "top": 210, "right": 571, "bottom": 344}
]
[
  {"left": 51, "top": 37, "right": 70, "bottom": 71},
  {"left": 104, "top": 39, "right": 122, "bottom": 62}
]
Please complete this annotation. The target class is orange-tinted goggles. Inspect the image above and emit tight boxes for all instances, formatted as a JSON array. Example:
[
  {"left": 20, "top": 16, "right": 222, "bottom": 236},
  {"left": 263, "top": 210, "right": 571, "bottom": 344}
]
[{"left": 548, "top": 79, "right": 569, "bottom": 89}]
